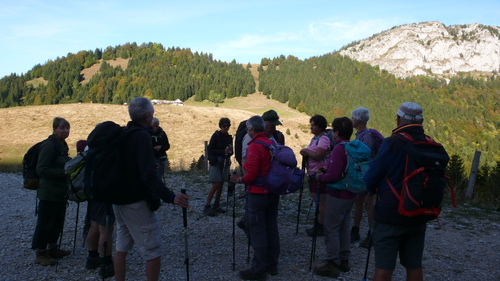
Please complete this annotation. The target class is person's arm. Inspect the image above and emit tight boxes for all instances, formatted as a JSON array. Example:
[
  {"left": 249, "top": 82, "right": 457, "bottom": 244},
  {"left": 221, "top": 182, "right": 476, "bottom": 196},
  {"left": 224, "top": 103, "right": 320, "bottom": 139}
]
[
  {"left": 318, "top": 144, "right": 346, "bottom": 183},
  {"left": 300, "top": 135, "right": 329, "bottom": 160},
  {"left": 161, "top": 130, "right": 170, "bottom": 152}
]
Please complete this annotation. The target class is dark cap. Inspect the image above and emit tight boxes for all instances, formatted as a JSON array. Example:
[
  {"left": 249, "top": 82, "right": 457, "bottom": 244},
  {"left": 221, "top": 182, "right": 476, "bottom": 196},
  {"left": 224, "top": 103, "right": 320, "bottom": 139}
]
[
  {"left": 76, "top": 140, "right": 88, "bottom": 153},
  {"left": 397, "top": 102, "right": 423, "bottom": 121},
  {"left": 262, "top": 110, "right": 282, "bottom": 125}
]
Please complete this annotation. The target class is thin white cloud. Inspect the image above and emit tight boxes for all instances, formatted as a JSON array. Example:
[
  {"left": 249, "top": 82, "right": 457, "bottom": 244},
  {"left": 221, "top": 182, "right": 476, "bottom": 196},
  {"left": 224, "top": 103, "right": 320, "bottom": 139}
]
[{"left": 308, "top": 19, "right": 398, "bottom": 45}]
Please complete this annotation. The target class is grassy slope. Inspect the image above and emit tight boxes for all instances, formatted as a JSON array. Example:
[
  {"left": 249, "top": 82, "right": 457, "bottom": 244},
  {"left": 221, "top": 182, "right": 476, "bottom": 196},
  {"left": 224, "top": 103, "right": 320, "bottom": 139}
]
[{"left": 0, "top": 93, "right": 311, "bottom": 172}]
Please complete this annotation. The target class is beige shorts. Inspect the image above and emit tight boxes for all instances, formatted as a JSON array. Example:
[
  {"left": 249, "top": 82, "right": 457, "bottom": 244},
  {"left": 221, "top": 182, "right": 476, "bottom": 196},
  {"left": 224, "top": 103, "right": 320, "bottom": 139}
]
[{"left": 113, "top": 200, "right": 161, "bottom": 261}]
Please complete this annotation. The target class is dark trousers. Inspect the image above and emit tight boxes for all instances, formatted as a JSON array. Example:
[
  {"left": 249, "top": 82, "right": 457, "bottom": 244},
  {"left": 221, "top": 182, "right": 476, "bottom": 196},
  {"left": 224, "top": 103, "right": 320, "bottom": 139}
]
[
  {"left": 32, "top": 200, "right": 66, "bottom": 250},
  {"left": 246, "top": 192, "right": 280, "bottom": 274}
]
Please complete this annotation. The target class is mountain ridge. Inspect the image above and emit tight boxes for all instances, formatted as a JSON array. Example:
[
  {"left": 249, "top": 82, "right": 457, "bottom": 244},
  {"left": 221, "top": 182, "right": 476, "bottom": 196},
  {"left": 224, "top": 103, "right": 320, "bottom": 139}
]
[{"left": 339, "top": 21, "right": 500, "bottom": 78}]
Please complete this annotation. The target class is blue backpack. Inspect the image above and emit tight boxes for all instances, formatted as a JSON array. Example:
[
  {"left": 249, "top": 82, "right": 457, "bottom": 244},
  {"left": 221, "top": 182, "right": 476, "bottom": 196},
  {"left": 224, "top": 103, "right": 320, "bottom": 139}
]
[
  {"left": 327, "top": 140, "right": 372, "bottom": 193},
  {"left": 253, "top": 140, "right": 304, "bottom": 195}
]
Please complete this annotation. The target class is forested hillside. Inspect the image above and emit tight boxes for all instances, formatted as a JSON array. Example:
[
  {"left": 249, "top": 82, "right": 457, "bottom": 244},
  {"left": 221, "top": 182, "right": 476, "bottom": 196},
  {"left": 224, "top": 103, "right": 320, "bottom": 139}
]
[
  {"left": 0, "top": 43, "right": 255, "bottom": 107},
  {"left": 258, "top": 54, "right": 500, "bottom": 168}
]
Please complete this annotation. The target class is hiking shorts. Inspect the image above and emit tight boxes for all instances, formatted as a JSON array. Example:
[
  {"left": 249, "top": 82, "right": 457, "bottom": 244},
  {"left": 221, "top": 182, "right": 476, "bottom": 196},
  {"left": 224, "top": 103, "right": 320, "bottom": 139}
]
[
  {"left": 113, "top": 200, "right": 161, "bottom": 261},
  {"left": 208, "top": 162, "right": 230, "bottom": 183},
  {"left": 88, "top": 200, "right": 115, "bottom": 225},
  {"left": 372, "top": 221, "right": 427, "bottom": 270}
]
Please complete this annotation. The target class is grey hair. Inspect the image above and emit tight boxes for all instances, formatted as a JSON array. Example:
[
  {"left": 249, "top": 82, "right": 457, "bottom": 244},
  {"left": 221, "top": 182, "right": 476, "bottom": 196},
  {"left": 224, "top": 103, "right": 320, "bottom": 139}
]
[
  {"left": 152, "top": 117, "right": 160, "bottom": 125},
  {"left": 351, "top": 107, "right": 370, "bottom": 125},
  {"left": 246, "top": 115, "right": 265, "bottom": 133},
  {"left": 128, "top": 97, "right": 154, "bottom": 122}
]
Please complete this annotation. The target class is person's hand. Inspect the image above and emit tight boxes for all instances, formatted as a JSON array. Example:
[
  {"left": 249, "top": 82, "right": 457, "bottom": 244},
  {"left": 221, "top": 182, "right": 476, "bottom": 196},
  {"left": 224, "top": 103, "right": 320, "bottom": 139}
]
[
  {"left": 153, "top": 145, "right": 161, "bottom": 151},
  {"left": 317, "top": 167, "right": 326, "bottom": 176},
  {"left": 300, "top": 148, "right": 308, "bottom": 156},
  {"left": 174, "top": 193, "right": 189, "bottom": 208},
  {"left": 230, "top": 173, "right": 240, "bottom": 183}
]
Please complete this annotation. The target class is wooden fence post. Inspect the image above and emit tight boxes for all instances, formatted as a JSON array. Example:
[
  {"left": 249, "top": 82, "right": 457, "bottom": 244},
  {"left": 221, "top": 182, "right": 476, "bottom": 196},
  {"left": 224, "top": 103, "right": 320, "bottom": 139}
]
[{"left": 465, "top": 150, "right": 481, "bottom": 201}]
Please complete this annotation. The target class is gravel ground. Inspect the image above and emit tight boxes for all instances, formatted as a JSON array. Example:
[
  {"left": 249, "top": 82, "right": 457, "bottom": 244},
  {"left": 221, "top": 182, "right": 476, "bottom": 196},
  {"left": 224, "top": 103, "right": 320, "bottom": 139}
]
[{"left": 1, "top": 172, "right": 499, "bottom": 281}]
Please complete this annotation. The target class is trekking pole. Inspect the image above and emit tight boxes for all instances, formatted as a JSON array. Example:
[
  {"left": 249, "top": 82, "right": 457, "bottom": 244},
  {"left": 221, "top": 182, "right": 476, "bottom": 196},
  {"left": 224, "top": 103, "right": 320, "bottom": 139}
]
[
  {"left": 181, "top": 187, "right": 190, "bottom": 281},
  {"left": 231, "top": 172, "right": 236, "bottom": 271},
  {"left": 296, "top": 156, "right": 307, "bottom": 235},
  {"left": 362, "top": 228, "right": 373, "bottom": 281},
  {"left": 309, "top": 186, "right": 321, "bottom": 271},
  {"left": 73, "top": 202, "right": 80, "bottom": 253}
]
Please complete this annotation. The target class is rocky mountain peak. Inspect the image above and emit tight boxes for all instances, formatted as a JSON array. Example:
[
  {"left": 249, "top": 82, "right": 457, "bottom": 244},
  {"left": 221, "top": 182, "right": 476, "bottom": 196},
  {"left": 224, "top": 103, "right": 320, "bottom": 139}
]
[{"left": 339, "top": 21, "right": 500, "bottom": 78}]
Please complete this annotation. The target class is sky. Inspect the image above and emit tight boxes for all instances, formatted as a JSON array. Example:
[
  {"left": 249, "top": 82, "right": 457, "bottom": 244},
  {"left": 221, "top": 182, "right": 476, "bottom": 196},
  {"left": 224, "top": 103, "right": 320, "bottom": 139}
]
[{"left": 1, "top": 0, "right": 499, "bottom": 78}]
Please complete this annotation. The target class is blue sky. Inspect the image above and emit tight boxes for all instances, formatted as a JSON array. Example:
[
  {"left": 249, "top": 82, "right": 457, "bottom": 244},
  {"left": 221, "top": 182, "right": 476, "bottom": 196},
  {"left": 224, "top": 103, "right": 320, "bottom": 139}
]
[{"left": 1, "top": 0, "right": 499, "bottom": 78}]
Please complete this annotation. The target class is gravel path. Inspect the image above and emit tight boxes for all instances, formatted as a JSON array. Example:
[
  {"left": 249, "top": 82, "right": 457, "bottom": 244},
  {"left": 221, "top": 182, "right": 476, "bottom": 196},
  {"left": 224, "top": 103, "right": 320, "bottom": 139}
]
[{"left": 1, "top": 172, "right": 499, "bottom": 281}]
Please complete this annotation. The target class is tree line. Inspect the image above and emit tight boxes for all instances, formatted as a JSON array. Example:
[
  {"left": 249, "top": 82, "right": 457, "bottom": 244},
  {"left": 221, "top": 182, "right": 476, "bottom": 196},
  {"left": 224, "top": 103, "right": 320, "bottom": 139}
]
[{"left": 0, "top": 43, "right": 255, "bottom": 107}]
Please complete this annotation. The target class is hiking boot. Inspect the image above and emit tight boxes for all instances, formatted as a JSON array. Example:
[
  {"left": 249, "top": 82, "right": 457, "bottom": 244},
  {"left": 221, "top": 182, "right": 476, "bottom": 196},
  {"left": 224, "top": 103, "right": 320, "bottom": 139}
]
[
  {"left": 203, "top": 205, "right": 217, "bottom": 217},
  {"left": 339, "top": 260, "right": 350, "bottom": 272},
  {"left": 237, "top": 218, "right": 246, "bottom": 230},
  {"left": 212, "top": 203, "right": 226, "bottom": 214},
  {"left": 85, "top": 256, "right": 101, "bottom": 269},
  {"left": 47, "top": 247, "right": 71, "bottom": 259},
  {"left": 314, "top": 260, "right": 340, "bottom": 278},
  {"left": 35, "top": 250, "right": 56, "bottom": 266},
  {"left": 267, "top": 265, "right": 278, "bottom": 276},
  {"left": 239, "top": 269, "right": 267, "bottom": 280},
  {"left": 350, "top": 226, "right": 360, "bottom": 243},
  {"left": 99, "top": 263, "right": 115, "bottom": 278},
  {"left": 359, "top": 232, "right": 371, "bottom": 248},
  {"left": 306, "top": 224, "right": 324, "bottom": 237}
]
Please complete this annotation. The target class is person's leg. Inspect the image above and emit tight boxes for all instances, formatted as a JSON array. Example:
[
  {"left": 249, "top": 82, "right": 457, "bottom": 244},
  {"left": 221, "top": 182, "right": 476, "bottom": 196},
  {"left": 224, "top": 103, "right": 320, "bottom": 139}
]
[
  {"left": 86, "top": 222, "right": 99, "bottom": 252},
  {"left": 97, "top": 223, "right": 114, "bottom": 257},
  {"left": 364, "top": 194, "right": 375, "bottom": 229},
  {"left": 266, "top": 194, "right": 280, "bottom": 272},
  {"left": 406, "top": 268, "right": 423, "bottom": 281},
  {"left": 247, "top": 193, "right": 268, "bottom": 274},
  {"left": 339, "top": 198, "right": 355, "bottom": 261},
  {"left": 205, "top": 182, "right": 220, "bottom": 205},
  {"left": 373, "top": 268, "right": 394, "bottom": 281},
  {"left": 351, "top": 193, "right": 366, "bottom": 242},
  {"left": 146, "top": 256, "right": 161, "bottom": 281},
  {"left": 114, "top": 251, "right": 127, "bottom": 281}
]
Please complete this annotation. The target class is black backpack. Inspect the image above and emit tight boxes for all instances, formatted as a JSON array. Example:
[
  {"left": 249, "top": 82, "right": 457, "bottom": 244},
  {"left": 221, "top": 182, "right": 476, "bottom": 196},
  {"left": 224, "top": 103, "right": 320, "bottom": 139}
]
[
  {"left": 84, "top": 121, "right": 141, "bottom": 204},
  {"left": 22, "top": 138, "right": 59, "bottom": 190},
  {"left": 386, "top": 132, "right": 456, "bottom": 222},
  {"left": 234, "top": 120, "right": 248, "bottom": 166}
]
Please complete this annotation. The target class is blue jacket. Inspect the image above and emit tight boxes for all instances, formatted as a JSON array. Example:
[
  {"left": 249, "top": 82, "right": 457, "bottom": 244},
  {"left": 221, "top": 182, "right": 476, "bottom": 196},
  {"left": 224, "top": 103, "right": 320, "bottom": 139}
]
[{"left": 363, "top": 124, "right": 429, "bottom": 226}]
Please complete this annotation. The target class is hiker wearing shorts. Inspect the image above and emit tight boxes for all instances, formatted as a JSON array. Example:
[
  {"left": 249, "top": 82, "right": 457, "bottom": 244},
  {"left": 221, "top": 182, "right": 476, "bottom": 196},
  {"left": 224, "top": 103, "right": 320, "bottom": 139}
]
[
  {"left": 204, "top": 117, "right": 233, "bottom": 216},
  {"left": 363, "top": 102, "right": 427, "bottom": 281},
  {"left": 113, "top": 97, "right": 188, "bottom": 281},
  {"left": 151, "top": 117, "right": 170, "bottom": 180}
]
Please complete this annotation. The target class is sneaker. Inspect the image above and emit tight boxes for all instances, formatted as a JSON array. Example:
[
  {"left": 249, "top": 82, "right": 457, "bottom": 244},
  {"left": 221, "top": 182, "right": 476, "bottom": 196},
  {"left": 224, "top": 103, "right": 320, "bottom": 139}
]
[
  {"left": 314, "top": 260, "right": 340, "bottom": 278},
  {"left": 350, "top": 226, "right": 360, "bottom": 243},
  {"left": 239, "top": 269, "right": 267, "bottom": 280},
  {"left": 203, "top": 205, "right": 217, "bottom": 217},
  {"left": 359, "top": 233, "right": 371, "bottom": 248},
  {"left": 47, "top": 247, "right": 71, "bottom": 259},
  {"left": 306, "top": 225, "right": 324, "bottom": 237},
  {"left": 85, "top": 256, "right": 101, "bottom": 269},
  {"left": 99, "top": 263, "right": 115, "bottom": 279},
  {"left": 267, "top": 265, "right": 278, "bottom": 276},
  {"left": 339, "top": 260, "right": 350, "bottom": 272},
  {"left": 35, "top": 250, "right": 56, "bottom": 266}
]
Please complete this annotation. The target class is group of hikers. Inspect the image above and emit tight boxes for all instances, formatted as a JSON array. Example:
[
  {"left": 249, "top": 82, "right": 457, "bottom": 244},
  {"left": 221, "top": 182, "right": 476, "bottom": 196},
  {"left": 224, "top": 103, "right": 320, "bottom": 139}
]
[{"left": 30, "top": 97, "right": 436, "bottom": 281}]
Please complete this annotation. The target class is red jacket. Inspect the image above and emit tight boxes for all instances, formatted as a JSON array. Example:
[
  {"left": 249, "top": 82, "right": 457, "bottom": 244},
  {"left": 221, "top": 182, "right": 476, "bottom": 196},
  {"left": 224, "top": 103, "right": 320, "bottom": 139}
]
[{"left": 243, "top": 132, "right": 272, "bottom": 194}]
